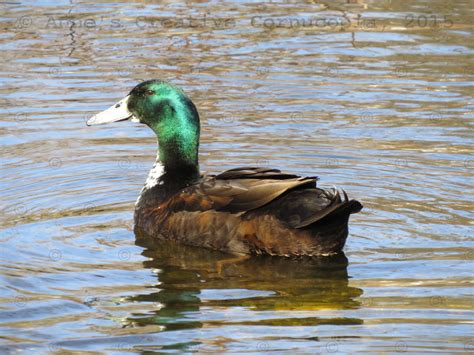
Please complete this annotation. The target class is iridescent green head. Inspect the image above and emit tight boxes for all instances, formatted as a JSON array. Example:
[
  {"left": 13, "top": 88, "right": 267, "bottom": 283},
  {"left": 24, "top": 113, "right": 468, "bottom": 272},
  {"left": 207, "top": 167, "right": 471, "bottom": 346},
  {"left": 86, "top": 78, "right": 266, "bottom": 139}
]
[{"left": 88, "top": 80, "right": 200, "bottom": 177}]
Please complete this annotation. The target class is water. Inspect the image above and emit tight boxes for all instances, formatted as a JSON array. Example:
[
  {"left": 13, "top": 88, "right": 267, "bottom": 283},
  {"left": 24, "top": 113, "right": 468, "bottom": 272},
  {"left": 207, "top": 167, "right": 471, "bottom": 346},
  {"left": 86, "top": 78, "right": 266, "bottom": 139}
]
[{"left": 1, "top": 0, "right": 473, "bottom": 353}]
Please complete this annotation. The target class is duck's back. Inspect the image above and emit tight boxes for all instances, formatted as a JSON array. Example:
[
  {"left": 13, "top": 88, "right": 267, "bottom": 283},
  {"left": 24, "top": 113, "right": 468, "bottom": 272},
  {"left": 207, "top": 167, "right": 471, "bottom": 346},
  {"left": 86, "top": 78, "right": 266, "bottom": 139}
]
[{"left": 134, "top": 167, "right": 362, "bottom": 256}]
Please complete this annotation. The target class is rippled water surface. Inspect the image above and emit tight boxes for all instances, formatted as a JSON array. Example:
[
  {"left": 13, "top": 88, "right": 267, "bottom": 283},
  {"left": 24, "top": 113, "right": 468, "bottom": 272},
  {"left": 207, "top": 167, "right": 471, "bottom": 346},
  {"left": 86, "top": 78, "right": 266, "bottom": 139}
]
[{"left": 1, "top": 0, "right": 473, "bottom": 353}]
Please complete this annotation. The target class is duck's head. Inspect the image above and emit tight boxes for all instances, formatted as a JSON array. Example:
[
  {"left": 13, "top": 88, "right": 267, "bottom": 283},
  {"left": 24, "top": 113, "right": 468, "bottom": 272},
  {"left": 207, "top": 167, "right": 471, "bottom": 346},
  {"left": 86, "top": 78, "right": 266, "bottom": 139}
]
[{"left": 88, "top": 80, "right": 200, "bottom": 177}]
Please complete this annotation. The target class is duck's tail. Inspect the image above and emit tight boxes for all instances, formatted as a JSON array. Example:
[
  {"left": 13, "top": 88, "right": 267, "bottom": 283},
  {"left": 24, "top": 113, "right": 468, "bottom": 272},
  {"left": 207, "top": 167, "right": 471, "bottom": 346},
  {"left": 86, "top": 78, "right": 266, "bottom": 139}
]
[
  {"left": 294, "top": 187, "right": 363, "bottom": 228},
  {"left": 293, "top": 187, "right": 362, "bottom": 255}
]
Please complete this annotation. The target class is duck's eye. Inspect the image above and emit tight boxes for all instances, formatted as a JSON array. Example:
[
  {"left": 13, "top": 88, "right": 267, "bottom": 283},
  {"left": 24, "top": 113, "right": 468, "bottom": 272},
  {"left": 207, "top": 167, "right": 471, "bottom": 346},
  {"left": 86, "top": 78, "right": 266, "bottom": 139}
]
[{"left": 145, "top": 90, "right": 154, "bottom": 96}]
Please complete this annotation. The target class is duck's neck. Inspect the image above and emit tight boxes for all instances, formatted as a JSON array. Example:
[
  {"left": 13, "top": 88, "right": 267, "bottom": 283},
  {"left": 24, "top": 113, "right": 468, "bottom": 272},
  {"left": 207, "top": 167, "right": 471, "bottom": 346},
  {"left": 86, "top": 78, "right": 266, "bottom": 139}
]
[{"left": 144, "top": 96, "right": 200, "bottom": 191}]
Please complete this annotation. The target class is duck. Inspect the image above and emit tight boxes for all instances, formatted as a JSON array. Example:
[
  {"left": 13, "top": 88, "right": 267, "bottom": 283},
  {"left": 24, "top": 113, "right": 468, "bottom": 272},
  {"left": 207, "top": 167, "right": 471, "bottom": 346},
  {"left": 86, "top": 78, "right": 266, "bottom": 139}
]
[{"left": 87, "top": 80, "right": 362, "bottom": 257}]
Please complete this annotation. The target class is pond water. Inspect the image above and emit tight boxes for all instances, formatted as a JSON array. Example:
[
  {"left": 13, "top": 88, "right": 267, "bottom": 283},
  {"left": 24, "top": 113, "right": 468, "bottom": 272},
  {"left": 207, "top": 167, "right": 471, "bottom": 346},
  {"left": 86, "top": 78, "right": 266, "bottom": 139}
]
[{"left": 1, "top": 0, "right": 473, "bottom": 353}]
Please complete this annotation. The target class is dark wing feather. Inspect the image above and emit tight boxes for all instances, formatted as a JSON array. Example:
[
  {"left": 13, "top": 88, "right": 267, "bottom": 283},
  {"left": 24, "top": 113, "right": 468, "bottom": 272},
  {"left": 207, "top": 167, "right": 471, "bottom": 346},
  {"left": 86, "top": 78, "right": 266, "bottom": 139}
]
[
  {"left": 217, "top": 178, "right": 316, "bottom": 213},
  {"left": 163, "top": 166, "right": 360, "bottom": 229},
  {"left": 163, "top": 167, "right": 316, "bottom": 215},
  {"left": 216, "top": 166, "right": 310, "bottom": 180}
]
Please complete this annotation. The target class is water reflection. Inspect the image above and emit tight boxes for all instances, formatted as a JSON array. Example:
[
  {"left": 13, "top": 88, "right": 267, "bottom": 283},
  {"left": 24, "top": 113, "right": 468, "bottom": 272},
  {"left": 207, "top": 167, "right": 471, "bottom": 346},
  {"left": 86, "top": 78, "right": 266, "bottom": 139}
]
[{"left": 127, "top": 238, "right": 363, "bottom": 330}]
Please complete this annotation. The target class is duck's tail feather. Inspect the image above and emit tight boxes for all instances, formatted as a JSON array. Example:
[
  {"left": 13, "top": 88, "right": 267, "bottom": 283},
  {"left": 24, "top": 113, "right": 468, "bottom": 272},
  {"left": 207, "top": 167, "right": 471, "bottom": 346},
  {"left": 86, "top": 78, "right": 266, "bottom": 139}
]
[{"left": 294, "top": 188, "right": 363, "bottom": 228}]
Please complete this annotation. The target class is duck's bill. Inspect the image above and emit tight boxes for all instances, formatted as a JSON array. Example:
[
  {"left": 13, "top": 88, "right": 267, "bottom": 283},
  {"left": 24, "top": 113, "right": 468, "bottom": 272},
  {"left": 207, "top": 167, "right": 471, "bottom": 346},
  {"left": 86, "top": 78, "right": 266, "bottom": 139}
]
[{"left": 87, "top": 95, "right": 139, "bottom": 126}]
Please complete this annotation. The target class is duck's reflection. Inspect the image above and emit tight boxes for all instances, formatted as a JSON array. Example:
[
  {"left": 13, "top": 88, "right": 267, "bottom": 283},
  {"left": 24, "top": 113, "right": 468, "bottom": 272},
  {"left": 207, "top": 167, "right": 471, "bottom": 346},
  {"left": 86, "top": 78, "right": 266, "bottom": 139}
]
[{"left": 128, "top": 237, "right": 363, "bottom": 329}]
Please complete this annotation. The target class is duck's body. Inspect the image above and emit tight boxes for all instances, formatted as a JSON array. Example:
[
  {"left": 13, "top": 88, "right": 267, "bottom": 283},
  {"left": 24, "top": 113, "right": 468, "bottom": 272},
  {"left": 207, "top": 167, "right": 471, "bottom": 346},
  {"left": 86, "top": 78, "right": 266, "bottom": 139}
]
[{"left": 88, "top": 80, "right": 362, "bottom": 256}]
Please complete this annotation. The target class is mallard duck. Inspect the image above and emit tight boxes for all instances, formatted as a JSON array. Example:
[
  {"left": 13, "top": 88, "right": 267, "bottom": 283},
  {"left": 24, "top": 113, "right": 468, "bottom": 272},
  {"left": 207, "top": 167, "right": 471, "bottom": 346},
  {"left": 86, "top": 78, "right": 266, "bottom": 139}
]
[{"left": 87, "top": 80, "right": 362, "bottom": 256}]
